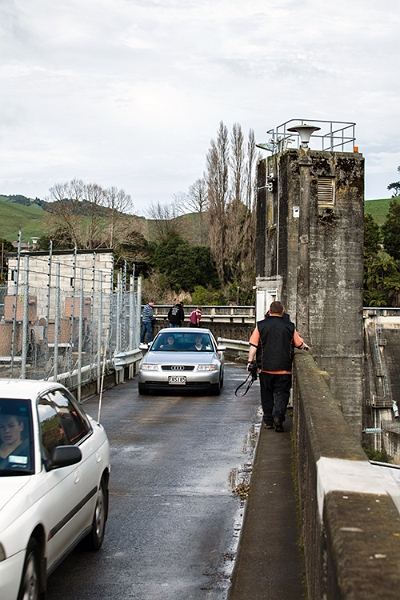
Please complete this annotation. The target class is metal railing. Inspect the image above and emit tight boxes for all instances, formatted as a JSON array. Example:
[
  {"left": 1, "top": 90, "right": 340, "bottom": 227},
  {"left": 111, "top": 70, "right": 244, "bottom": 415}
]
[{"left": 264, "top": 119, "right": 356, "bottom": 154}]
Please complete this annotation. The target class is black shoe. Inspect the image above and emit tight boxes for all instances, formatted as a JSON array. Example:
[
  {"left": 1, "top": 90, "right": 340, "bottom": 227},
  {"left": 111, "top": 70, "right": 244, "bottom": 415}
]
[{"left": 274, "top": 418, "right": 284, "bottom": 432}]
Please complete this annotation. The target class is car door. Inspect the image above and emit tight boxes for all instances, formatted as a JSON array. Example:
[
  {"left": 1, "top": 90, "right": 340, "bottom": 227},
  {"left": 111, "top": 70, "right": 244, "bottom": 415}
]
[
  {"left": 37, "top": 392, "right": 86, "bottom": 568},
  {"left": 47, "top": 388, "right": 100, "bottom": 534}
]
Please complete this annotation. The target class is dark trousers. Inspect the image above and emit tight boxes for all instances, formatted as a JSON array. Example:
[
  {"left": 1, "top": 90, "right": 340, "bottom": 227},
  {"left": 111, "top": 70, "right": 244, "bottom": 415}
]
[
  {"left": 259, "top": 372, "right": 292, "bottom": 425},
  {"left": 140, "top": 321, "right": 152, "bottom": 343}
]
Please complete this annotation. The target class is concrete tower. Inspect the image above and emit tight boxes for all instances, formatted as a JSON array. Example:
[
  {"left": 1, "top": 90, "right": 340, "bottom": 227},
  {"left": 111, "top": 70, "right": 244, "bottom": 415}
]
[{"left": 255, "top": 120, "right": 364, "bottom": 433}]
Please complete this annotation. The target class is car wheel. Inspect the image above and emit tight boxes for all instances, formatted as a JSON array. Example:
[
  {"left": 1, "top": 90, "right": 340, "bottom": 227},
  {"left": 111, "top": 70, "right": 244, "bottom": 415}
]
[
  {"left": 86, "top": 479, "right": 107, "bottom": 550},
  {"left": 18, "top": 538, "right": 42, "bottom": 600}
]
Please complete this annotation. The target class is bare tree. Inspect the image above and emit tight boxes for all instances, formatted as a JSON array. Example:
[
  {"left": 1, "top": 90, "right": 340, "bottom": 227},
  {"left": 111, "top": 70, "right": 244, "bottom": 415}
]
[
  {"left": 176, "top": 177, "right": 209, "bottom": 245},
  {"left": 103, "top": 186, "right": 134, "bottom": 248},
  {"left": 146, "top": 201, "right": 184, "bottom": 243},
  {"left": 45, "top": 179, "right": 135, "bottom": 250},
  {"left": 46, "top": 179, "right": 86, "bottom": 247},
  {"left": 203, "top": 124, "right": 259, "bottom": 292},
  {"left": 206, "top": 121, "right": 230, "bottom": 282},
  {"left": 83, "top": 183, "right": 107, "bottom": 248},
  {"left": 225, "top": 124, "right": 247, "bottom": 280},
  {"left": 241, "top": 129, "right": 258, "bottom": 276}
]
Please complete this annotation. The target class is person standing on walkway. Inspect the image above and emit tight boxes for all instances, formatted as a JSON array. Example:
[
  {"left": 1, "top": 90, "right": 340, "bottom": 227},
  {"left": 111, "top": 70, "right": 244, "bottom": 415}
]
[
  {"left": 247, "top": 300, "right": 309, "bottom": 432},
  {"left": 189, "top": 306, "right": 202, "bottom": 328},
  {"left": 168, "top": 302, "right": 185, "bottom": 327},
  {"left": 140, "top": 300, "right": 156, "bottom": 343}
]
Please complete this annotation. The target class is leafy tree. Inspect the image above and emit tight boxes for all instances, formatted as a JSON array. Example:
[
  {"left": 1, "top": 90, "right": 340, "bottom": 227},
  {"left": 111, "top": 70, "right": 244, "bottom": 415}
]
[
  {"left": 0, "top": 237, "right": 14, "bottom": 252},
  {"left": 191, "top": 285, "right": 226, "bottom": 306},
  {"left": 114, "top": 230, "right": 153, "bottom": 277},
  {"left": 364, "top": 213, "right": 380, "bottom": 259},
  {"left": 381, "top": 198, "right": 400, "bottom": 260},
  {"left": 364, "top": 252, "right": 400, "bottom": 306},
  {"left": 0, "top": 237, "right": 15, "bottom": 282},
  {"left": 387, "top": 166, "right": 400, "bottom": 198},
  {"left": 152, "top": 233, "right": 219, "bottom": 293}
]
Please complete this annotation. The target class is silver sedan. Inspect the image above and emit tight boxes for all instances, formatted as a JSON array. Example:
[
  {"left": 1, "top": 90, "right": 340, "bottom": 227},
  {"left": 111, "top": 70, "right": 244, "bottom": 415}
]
[{"left": 138, "top": 328, "right": 225, "bottom": 395}]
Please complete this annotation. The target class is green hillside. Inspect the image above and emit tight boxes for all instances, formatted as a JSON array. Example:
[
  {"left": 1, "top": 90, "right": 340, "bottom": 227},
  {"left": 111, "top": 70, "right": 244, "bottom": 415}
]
[
  {"left": 364, "top": 198, "right": 395, "bottom": 226},
  {"left": 0, "top": 196, "right": 397, "bottom": 244},
  {"left": 0, "top": 198, "right": 47, "bottom": 243}
]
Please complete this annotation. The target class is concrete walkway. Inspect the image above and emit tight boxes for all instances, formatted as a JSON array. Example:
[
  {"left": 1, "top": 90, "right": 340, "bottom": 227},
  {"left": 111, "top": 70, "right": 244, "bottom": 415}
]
[{"left": 229, "top": 415, "right": 306, "bottom": 600}]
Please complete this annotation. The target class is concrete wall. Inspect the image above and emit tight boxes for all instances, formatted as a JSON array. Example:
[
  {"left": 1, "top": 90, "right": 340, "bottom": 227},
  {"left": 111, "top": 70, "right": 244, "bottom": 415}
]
[
  {"left": 293, "top": 350, "right": 400, "bottom": 599},
  {"left": 363, "top": 310, "right": 400, "bottom": 461},
  {"left": 256, "top": 148, "right": 365, "bottom": 435}
]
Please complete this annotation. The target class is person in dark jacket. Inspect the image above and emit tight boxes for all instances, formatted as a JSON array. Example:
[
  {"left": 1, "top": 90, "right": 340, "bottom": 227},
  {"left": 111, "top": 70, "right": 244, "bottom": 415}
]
[
  {"left": 247, "top": 301, "right": 309, "bottom": 432},
  {"left": 168, "top": 303, "right": 185, "bottom": 327}
]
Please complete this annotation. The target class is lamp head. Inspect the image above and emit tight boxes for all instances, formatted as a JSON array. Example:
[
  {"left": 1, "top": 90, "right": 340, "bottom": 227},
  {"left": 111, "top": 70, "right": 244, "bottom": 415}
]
[{"left": 287, "top": 124, "right": 321, "bottom": 148}]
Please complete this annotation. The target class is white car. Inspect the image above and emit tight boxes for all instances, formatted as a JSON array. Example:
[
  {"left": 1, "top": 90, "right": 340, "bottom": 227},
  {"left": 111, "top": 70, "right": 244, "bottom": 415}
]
[
  {"left": 0, "top": 379, "right": 110, "bottom": 600},
  {"left": 138, "top": 327, "right": 225, "bottom": 395}
]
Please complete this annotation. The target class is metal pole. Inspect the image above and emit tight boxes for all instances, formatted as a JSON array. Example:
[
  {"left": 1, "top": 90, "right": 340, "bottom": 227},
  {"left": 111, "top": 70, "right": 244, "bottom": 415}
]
[
  {"left": 44, "top": 240, "right": 53, "bottom": 366},
  {"left": 10, "top": 231, "right": 22, "bottom": 377},
  {"left": 20, "top": 255, "right": 29, "bottom": 379},
  {"left": 116, "top": 270, "right": 121, "bottom": 354},
  {"left": 77, "top": 268, "right": 84, "bottom": 403},
  {"left": 54, "top": 262, "right": 60, "bottom": 381},
  {"left": 296, "top": 150, "right": 312, "bottom": 342},
  {"left": 97, "top": 270, "right": 103, "bottom": 394},
  {"left": 91, "top": 252, "right": 96, "bottom": 379},
  {"left": 129, "top": 273, "right": 134, "bottom": 350},
  {"left": 69, "top": 247, "right": 77, "bottom": 376},
  {"left": 136, "top": 275, "right": 142, "bottom": 348}
]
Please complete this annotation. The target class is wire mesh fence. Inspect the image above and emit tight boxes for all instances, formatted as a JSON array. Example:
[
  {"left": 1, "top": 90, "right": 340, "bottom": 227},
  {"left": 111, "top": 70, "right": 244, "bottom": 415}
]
[{"left": 0, "top": 249, "right": 141, "bottom": 399}]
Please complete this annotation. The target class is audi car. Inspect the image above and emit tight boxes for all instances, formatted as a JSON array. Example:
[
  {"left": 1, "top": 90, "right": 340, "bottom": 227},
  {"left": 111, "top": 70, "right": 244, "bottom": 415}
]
[
  {"left": 138, "top": 328, "right": 225, "bottom": 395},
  {"left": 0, "top": 379, "right": 110, "bottom": 600}
]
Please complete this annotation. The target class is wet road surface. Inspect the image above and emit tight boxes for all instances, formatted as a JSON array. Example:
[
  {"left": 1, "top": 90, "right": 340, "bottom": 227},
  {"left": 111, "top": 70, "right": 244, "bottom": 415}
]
[{"left": 46, "top": 363, "right": 261, "bottom": 600}]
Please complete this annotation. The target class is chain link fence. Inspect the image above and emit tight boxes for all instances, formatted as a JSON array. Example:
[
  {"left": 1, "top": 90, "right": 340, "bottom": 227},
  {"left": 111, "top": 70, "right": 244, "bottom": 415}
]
[{"left": 0, "top": 249, "right": 141, "bottom": 400}]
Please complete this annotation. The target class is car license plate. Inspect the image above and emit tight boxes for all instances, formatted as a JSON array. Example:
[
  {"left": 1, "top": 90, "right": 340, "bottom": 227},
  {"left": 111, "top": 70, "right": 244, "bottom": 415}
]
[{"left": 168, "top": 376, "right": 186, "bottom": 385}]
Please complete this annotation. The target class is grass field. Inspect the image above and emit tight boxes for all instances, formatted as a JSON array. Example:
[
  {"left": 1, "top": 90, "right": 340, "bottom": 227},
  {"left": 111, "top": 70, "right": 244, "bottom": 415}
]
[
  {"left": 0, "top": 196, "right": 398, "bottom": 243},
  {"left": 0, "top": 198, "right": 47, "bottom": 243},
  {"left": 364, "top": 198, "right": 395, "bottom": 226}
]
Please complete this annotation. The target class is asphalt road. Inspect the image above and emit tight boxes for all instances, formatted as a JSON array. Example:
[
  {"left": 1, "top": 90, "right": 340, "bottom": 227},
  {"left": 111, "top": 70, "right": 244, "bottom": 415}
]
[{"left": 46, "top": 363, "right": 262, "bottom": 600}]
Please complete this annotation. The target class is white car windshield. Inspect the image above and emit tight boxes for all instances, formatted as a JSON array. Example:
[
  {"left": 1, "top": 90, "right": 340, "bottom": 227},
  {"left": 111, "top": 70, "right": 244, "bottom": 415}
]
[
  {"left": 0, "top": 399, "right": 33, "bottom": 475},
  {"left": 151, "top": 332, "right": 213, "bottom": 352}
]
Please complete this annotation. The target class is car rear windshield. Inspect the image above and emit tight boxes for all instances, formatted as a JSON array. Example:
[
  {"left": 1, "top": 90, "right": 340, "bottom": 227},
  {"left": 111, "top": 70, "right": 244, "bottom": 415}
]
[
  {"left": 151, "top": 332, "right": 213, "bottom": 352},
  {"left": 0, "top": 399, "right": 34, "bottom": 475}
]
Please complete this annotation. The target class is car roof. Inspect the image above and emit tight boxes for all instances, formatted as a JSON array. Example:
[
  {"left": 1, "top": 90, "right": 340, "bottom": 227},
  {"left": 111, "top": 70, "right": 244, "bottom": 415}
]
[
  {"left": 157, "top": 327, "right": 212, "bottom": 335},
  {"left": 0, "top": 379, "right": 65, "bottom": 400}
]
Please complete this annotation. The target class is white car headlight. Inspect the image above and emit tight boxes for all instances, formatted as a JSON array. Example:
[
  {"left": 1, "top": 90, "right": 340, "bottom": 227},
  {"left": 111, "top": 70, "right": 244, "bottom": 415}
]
[
  {"left": 0, "top": 543, "right": 6, "bottom": 562},
  {"left": 197, "top": 365, "right": 217, "bottom": 371},
  {"left": 141, "top": 364, "right": 159, "bottom": 371}
]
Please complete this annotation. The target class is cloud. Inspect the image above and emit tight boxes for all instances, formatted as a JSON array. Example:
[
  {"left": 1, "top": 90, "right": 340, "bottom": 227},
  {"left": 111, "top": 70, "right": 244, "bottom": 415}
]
[{"left": 0, "top": 0, "right": 399, "bottom": 210}]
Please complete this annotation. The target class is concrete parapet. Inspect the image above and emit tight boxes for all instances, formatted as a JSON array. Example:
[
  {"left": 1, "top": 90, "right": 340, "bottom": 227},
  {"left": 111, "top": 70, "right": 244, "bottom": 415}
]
[{"left": 293, "top": 350, "right": 400, "bottom": 599}]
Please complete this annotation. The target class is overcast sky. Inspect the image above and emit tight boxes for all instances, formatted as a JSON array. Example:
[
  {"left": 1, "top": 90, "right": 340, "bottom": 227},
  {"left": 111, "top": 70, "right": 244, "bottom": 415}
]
[{"left": 1, "top": 0, "right": 399, "bottom": 215}]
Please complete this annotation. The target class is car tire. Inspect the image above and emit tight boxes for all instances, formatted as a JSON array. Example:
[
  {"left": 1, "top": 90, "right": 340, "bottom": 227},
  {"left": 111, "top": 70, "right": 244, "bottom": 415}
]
[
  {"left": 212, "top": 382, "right": 221, "bottom": 396},
  {"left": 18, "top": 537, "right": 42, "bottom": 600},
  {"left": 86, "top": 479, "right": 107, "bottom": 551}
]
